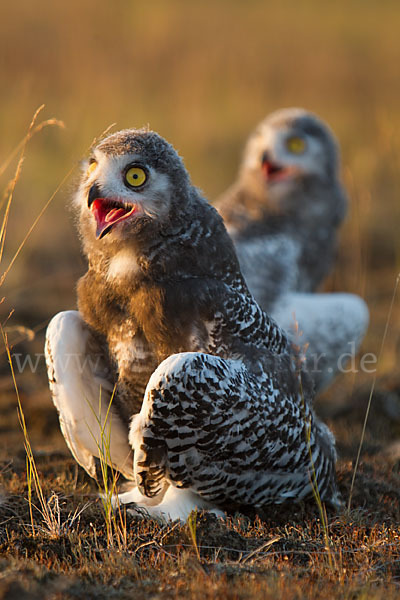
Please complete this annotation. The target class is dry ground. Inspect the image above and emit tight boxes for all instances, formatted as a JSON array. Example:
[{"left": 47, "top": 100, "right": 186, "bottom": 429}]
[{"left": 2, "top": 376, "right": 400, "bottom": 599}]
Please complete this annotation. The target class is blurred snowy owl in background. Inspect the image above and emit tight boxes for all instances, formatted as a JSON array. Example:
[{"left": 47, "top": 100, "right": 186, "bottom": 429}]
[{"left": 215, "top": 108, "right": 369, "bottom": 391}]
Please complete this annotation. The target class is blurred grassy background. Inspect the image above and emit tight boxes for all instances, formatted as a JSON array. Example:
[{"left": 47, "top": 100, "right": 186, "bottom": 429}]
[{"left": 0, "top": 0, "right": 399, "bottom": 412}]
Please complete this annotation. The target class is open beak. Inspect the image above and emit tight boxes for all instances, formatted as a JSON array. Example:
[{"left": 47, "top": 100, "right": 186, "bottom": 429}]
[
  {"left": 261, "top": 152, "right": 286, "bottom": 182},
  {"left": 88, "top": 183, "right": 140, "bottom": 239},
  {"left": 261, "top": 152, "right": 297, "bottom": 183}
]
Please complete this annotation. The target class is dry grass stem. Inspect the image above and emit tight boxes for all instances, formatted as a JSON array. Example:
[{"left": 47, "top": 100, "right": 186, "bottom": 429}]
[{"left": 348, "top": 273, "right": 400, "bottom": 511}]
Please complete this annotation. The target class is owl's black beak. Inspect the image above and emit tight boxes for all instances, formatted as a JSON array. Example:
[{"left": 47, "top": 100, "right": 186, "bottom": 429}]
[
  {"left": 261, "top": 151, "right": 272, "bottom": 165},
  {"left": 87, "top": 183, "right": 101, "bottom": 208}
]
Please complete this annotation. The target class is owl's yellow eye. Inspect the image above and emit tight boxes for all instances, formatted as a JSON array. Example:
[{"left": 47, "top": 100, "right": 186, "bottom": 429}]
[
  {"left": 125, "top": 166, "right": 147, "bottom": 188},
  {"left": 87, "top": 160, "right": 97, "bottom": 176},
  {"left": 286, "top": 136, "right": 306, "bottom": 154}
]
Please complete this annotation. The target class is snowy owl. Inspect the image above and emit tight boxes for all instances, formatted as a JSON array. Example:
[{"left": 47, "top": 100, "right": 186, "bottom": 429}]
[
  {"left": 215, "top": 108, "right": 369, "bottom": 391},
  {"left": 45, "top": 128, "right": 340, "bottom": 521}
]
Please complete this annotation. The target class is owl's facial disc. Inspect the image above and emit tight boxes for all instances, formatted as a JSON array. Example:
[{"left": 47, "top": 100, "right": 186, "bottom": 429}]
[{"left": 87, "top": 185, "right": 142, "bottom": 239}]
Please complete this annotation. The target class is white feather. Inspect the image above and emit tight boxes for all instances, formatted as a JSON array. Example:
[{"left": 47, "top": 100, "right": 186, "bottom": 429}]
[
  {"left": 271, "top": 292, "right": 369, "bottom": 390},
  {"left": 115, "top": 484, "right": 224, "bottom": 522},
  {"left": 107, "top": 249, "right": 139, "bottom": 281},
  {"left": 45, "top": 311, "right": 134, "bottom": 479}
]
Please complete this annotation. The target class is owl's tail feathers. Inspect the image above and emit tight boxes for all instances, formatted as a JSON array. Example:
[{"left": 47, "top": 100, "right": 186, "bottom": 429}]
[{"left": 45, "top": 310, "right": 134, "bottom": 481}]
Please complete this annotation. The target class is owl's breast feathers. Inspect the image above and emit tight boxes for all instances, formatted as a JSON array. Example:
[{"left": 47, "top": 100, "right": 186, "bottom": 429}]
[{"left": 77, "top": 198, "right": 289, "bottom": 373}]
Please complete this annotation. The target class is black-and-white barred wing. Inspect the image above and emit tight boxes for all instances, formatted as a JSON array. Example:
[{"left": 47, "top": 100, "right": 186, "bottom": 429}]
[
  {"left": 197, "top": 274, "right": 290, "bottom": 361},
  {"left": 129, "top": 352, "right": 340, "bottom": 508},
  {"left": 222, "top": 277, "right": 289, "bottom": 354}
]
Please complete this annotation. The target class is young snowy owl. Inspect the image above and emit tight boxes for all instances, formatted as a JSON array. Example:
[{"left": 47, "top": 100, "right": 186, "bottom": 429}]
[
  {"left": 215, "top": 108, "right": 369, "bottom": 391},
  {"left": 45, "top": 128, "right": 340, "bottom": 521}
]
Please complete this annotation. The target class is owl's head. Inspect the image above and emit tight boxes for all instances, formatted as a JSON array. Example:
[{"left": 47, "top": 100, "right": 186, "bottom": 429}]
[
  {"left": 239, "top": 108, "right": 341, "bottom": 207},
  {"left": 76, "top": 128, "right": 238, "bottom": 284},
  {"left": 76, "top": 128, "right": 191, "bottom": 244}
]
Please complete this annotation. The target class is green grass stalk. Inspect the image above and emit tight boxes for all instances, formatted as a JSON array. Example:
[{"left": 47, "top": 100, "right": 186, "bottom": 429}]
[{"left": 187, "top": 509, "right": 201, "bottom": 561}]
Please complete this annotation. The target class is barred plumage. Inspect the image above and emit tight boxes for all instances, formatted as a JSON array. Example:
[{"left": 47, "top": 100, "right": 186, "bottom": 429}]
[{"left": 130, "top": 352, "right": 339, "bottom": 511}]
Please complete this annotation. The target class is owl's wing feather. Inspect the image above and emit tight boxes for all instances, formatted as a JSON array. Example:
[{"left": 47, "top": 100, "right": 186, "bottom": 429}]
[
  {"left": 271, "top": 292, "right": 370, "bottom": 391},
  {"left": 196, "top": 276, "right": 290, "bottom": 359},
  {"left": 129, "top": 352, "right": 340, "bottom": 511},
  {"left": 45, "top": 311, "right": 134, "bottom": 480}
]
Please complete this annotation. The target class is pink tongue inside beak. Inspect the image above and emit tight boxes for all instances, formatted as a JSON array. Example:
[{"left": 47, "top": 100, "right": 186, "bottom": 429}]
[
  {"left": 105, "top": 207, "right": 126, "bottom": 223},
  {"left": 91, "top": 198, "right": 137, "bottom": 239}
]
